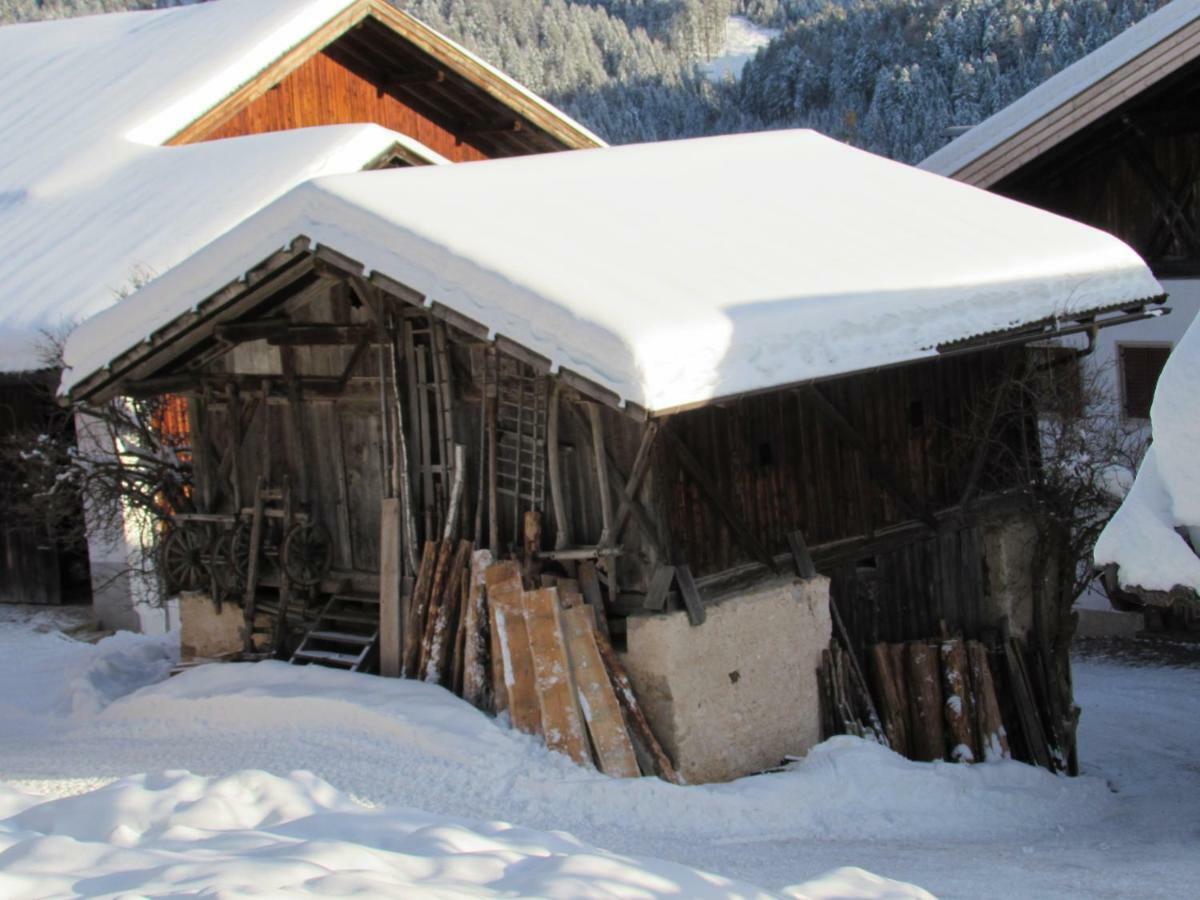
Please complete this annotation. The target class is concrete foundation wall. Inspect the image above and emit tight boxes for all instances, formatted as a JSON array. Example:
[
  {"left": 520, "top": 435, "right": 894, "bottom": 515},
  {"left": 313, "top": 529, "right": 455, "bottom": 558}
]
[
  {"left": 180, "top": 593, "right": 266, "bottom": 660},
  {"left": 620, "top": 576, "right": 832, "bottom": 784}
]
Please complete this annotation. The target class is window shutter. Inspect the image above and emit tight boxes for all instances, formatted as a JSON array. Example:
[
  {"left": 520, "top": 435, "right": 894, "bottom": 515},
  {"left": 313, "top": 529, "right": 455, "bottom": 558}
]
[{"left": 1121, "top": 346, "right": 1171, "bottom": 419}]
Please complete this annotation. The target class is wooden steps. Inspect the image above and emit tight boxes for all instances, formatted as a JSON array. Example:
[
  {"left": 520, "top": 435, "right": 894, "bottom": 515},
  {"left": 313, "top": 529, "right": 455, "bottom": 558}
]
[{"left": 292, "top": 592, "right": 379, "bottom": 671}]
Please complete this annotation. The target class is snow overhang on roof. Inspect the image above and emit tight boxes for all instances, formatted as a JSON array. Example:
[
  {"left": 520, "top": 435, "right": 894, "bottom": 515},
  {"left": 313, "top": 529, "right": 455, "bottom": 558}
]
[
  {"left": 63, "top": 129, "right": 1164, "bottom": 414},
  {"left": 0, "top": 0, "right": 600, "bottom": 374},
  {"left": 920, "top": 0, "right": 1200, "bottom": 186}
]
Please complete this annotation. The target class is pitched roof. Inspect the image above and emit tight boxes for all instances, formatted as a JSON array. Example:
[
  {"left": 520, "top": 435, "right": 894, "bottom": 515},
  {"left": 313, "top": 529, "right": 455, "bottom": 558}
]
[
  {"left": 0, "top": 0, "right": 599, "bottom": 373},
  {"left": 64, "top": 130, "right": 1163, "bottom": 413},
  {"left": 920, "top": 0, "right": 1200, "bottom": 186}
]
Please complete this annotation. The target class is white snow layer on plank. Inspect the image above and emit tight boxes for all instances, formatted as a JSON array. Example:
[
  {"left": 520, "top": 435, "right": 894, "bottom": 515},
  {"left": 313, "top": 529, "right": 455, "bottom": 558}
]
[
  {"left": 64, "top": 129, "right": 1161, "bottom": 412},
  {"left": 1095, "top": 315, "right": 1200, "bottom": 594},
  {"left": 920, "top": 0, "right": 1200, "bottom": 178},
  {"left": 0, "top": 0, "right": 441, "bottom": 372}
]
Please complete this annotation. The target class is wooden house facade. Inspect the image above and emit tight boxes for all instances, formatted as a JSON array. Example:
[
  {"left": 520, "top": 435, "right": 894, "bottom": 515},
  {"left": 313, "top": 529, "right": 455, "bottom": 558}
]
[{"left": 0, "top": 0, "right": 598, "bottom": 615}]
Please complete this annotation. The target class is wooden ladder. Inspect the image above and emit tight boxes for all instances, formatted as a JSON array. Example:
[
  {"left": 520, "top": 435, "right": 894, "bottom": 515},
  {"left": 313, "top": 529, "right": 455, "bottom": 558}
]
[
  {"left": 403, "top": 316, "right": 456, "bottom": 542},
  {"left": 496, "top": 358, "right": 547, "bottom": 539},
  {"left": 291, "top": 591, "right": 380, "bottom": 671}
]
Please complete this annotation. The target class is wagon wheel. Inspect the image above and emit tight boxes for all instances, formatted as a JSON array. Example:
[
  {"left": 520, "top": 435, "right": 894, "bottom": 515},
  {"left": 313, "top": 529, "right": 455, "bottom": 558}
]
[
  {"left": 207, "top": 530, "right": 240, "bottom": 604},
  {"left": 229, "top": 520, "right": 254, "bottom": 580},
  {"left": 281, "top": 523, "right": 333, "bottom": 587},
  {"left": 160, "top": 523, "right": 209, "bottom": 594}
]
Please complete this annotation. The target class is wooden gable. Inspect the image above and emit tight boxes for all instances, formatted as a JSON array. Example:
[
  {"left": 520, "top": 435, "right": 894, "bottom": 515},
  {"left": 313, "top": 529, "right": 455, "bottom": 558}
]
[{"left": 169, "top": 0, "right": 599, "bottom": 160}]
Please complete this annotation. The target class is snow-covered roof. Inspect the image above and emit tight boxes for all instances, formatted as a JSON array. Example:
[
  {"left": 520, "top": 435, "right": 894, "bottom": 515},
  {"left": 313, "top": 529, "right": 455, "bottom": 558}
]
[
  {"left": 921, "top": 0, "right": 1200, "bottom": 185},
  {"left": 1095, "top": 315, "right": 1200, "bottom": 598},
  {"left": 64, "top": 130, "right": 1163, "bottom": 413},
  {"left": 0, "top": 0, "right": 601, "bottom": 374}
]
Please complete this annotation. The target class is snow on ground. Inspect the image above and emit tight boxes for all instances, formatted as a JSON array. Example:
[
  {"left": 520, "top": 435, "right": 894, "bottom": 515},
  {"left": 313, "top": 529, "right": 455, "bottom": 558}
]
[
  {"left": 700, "top": 16, "right": 779, "bottom": 82},
  {"left": 1, "top": 607, "right": 1198, "bottom": 898}
]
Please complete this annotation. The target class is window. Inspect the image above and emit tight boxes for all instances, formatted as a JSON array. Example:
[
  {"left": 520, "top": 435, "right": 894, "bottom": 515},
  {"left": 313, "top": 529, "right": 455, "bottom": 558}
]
[{"left": 1120, "top": 344, "right": 1172, "bottom": 420}]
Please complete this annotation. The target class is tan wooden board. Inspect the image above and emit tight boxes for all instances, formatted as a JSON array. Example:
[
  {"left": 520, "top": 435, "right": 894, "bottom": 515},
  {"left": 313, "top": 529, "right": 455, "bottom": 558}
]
[
  {"left": 378, "top": 497, "right": 403, "bottom": 677},
  {"left": 486, "top": 562, "right": 540, "bottom": 735},
  {"left": 522, "top": 587, "right": 592, "bottom": 767},
  {"left": 562, "top": 604, "right": 638, "bottom": 778}
]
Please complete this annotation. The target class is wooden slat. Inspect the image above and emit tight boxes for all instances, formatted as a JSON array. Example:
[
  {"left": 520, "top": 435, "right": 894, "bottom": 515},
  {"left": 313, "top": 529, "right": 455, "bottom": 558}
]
[
  {"left": 522, "top": 587, "right": 592, "bottom": 767},
  {"left": 485, "top": 562, "right": 540, "bottom": 735},
  {"left": 643, "top": 565, "right": 676, "bottom": 612},
  {"left": 674, "top": 564, "right": 706, "bottom": 626},
  {"left": 378, "top": 497, "right": 403, "bottom": 677},
  {"left": 577, "top": 560, "right": 611, "bottom": 642},
  {"left": 562, "top": 605, "right": 639, "bottom": 778}
]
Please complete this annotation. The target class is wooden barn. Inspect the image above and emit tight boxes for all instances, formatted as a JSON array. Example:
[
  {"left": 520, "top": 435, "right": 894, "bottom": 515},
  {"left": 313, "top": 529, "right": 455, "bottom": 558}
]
[
  {"left": 63, "top": 129, "right": 1164, "bottom": 781},
  {"left": 921, "top": 0, "right": 1200, "bottom": 619},
  {"left": 0, "top": 0, "right": 599, "bottom": 621}
]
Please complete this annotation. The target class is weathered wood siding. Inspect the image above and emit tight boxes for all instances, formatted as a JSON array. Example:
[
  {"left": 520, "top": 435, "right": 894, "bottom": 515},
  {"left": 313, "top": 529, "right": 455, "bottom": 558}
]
[
  {"left": 658, "top": 347, "right": 1023, "bottom": 575},
  {"left": 184, "top": 49, "right": 489, "bottom": 162}
]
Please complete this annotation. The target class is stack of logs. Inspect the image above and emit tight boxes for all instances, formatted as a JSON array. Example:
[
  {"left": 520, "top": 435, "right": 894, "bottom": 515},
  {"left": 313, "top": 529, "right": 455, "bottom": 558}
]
[
  {"left": 402, "top": 537, "right": 680, "bottom": 782},
  {"left": 821, "top": 635, "right": 1013, "bottom": 765}
]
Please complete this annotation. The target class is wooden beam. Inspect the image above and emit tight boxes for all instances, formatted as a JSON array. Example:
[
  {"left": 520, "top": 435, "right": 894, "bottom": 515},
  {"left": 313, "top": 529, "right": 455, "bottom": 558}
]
[
  {"left": 801, "top": 384, "right": 939, "bottom": 530},
  {"left": 388, "top": 68, "right": 445, "bottom": 88}
]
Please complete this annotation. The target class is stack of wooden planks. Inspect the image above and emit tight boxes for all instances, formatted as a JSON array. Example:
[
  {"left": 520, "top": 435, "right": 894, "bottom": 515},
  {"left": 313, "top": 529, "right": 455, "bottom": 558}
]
[
  {"left": 851, "top": 637, "right": 1011, "bottom": 764},
  {"left": 403, "top": 541, "right": 680, "bottom": 782}
]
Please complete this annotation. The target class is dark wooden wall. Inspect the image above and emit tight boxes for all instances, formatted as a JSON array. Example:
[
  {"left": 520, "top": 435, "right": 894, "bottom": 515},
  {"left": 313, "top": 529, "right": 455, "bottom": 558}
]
[
  {"left": 998, "top": 56, "right": 1200, "bottom": 274},
  {"left": 658, "top": 347, "right": 1023, "bottom": 576},
  {"left": 185, "top": 49, "right": 489, "bottom": 162},
  {"left": 0, "top": 377, "right": 91, "bottom": 605}
]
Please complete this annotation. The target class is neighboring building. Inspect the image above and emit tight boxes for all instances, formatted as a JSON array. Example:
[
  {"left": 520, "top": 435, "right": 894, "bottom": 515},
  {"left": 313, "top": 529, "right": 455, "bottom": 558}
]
[
  {"left": 921, "top": 0, "right": 1200, "bottom": 436},
  {"left": 62, "top": 129, "right": 1161, "bottom": 778},
  {"left": 0, "top": 0, "right": 601, "bottom": 624}
]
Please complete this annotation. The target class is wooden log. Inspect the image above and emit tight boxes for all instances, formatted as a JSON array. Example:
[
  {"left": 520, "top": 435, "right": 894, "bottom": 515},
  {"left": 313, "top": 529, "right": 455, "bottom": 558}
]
[
  {"left": 940, "top": 638, "right": 977, "bottom": 763},
  {"left": 378, "top": 497, "right": 403, "bottom": 678},
  {"left": 403, "top": 540, "right": 438, "bottom": 677},
  {"left": 451, "top": 569, "right": 469, "bottom": 696},
  {"left": 388, "top": 319, "right": 419, "bottom": 576},
  {"left": 577, "top": 560, "right": 611, "bottom": 642},
  {"left": 869, "top": 644, "right": 909, "bottom": 757},
  {"left": 424, "top": 539, "right": 473, "bottom": 684},
  {"left": 968, "top": 640, "right": 1010, "bottom": 761},
  {"left": 523, "top": 588, "right": 592, "bottom": 767},
  {"left": 593, "top": 629, "right": 682, "bottom": 784},
  {"left": 461, "top": 549, "right": 494, "bottom": 710},
  {"left": 417, "top": 538, "right": 454, "bottom": 675},
  {"left": 486, "top": 562, "right": 540, "bottom": 735},
  {"left": 562, "top": 605, "right": 639, "bottom": 778},
  {"left": 905, "top": 641, "right": 945, "bottom": 762}
]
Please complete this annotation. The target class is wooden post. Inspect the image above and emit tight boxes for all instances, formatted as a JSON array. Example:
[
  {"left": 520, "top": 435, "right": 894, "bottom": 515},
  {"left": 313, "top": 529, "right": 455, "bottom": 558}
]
[
  {"left": 379, "top": 497, "right": 403, "bottom": 677},
  {"left": 388, "top": 318, "right": 419, "bottom": 576},
  {"left": 523, "top": 509, "right": 543, "bottom": 587},
  {"left": 547, "top": 381, "right": 570, "bottom": 551},
  {"left": 486, "top": 356, "right": 499, "bottom": 552},
  {"left": 240, "top": 476, "right": 266, "bottom": 654}
]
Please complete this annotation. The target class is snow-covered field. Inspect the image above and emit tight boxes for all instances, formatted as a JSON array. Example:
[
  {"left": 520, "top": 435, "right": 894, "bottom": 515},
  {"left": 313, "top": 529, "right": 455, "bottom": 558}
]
[
  {"left": 1, "top": 605, "right": 1198, "bottom": 898},
  {"left": 700, "top": 16, "right": 779, "bottom": 82}
]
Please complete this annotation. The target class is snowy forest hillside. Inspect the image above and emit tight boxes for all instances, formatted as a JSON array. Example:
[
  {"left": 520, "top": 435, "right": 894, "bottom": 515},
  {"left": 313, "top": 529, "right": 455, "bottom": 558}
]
[{"left": 0, "top": 0, "right": 1171, "bottom": 161}]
